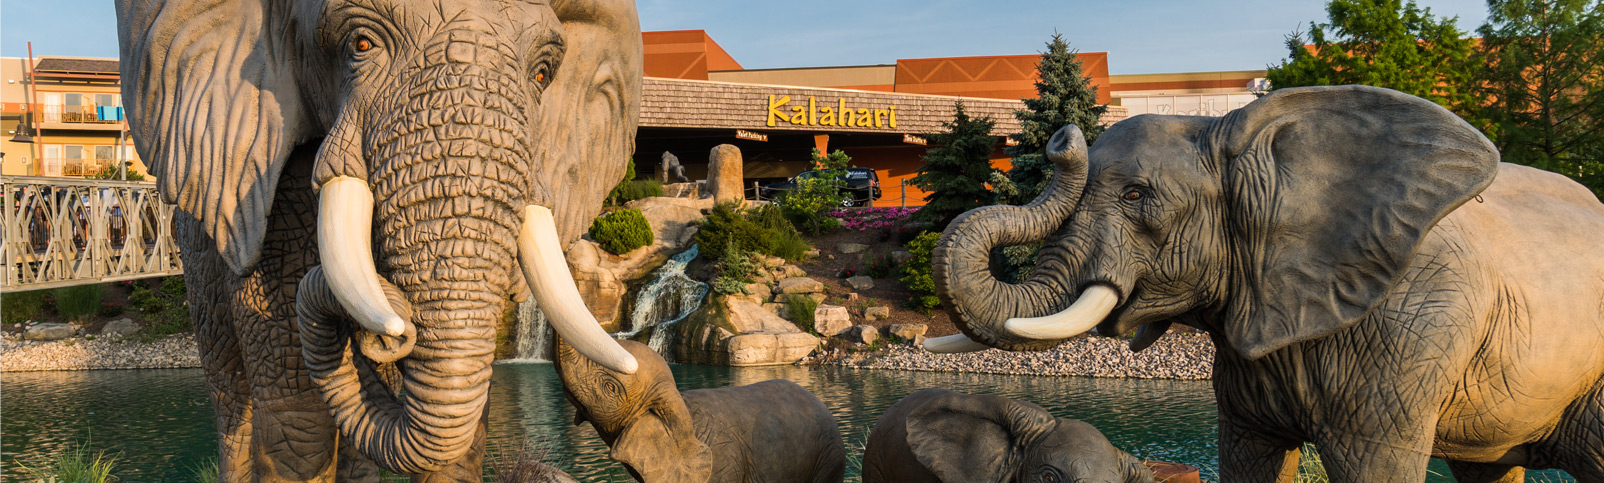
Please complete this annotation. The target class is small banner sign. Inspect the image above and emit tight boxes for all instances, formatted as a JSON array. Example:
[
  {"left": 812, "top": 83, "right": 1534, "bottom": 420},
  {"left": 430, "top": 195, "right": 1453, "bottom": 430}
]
[
  {"left": 735, "top": 129, "right": 768, "bottom": 142},
  {"left": 902, "top": 133, "right": 927, "bottom": 146}
]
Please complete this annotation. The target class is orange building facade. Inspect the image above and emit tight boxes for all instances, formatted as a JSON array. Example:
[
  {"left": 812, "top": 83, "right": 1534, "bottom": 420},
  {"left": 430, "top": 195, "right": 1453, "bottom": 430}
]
[{"left": 636, "top": 30, "right": 1265, "bottom": 207}]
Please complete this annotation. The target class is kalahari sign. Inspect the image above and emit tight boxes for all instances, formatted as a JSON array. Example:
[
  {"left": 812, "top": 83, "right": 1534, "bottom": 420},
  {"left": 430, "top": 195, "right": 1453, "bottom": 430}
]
[{"left": 766, "top": 95, "right": 899, "bottom": 129}]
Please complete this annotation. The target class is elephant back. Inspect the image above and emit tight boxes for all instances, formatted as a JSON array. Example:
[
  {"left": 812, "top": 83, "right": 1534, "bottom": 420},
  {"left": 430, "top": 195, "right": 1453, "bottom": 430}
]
[{"left": 682, "top": 380, "right": 845, "bottom": 483}]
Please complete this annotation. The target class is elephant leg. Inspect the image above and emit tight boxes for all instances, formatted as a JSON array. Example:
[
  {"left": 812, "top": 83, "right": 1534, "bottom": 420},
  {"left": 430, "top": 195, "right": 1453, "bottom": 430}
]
[
  {"left": 1445, "top": 461, "right": 1522, "bottom": 483},
  {"left": 1216, "top": 420, "right": 1300, "bottom": 483},
  {"left": 1313, "top": 433, "right": 1434, "bottom": 483},
  {"left": 182, "top": 214, "right": 256, "bottom": 483},
  {"left": 410, "top": 406, "right": 489, "bottom": 483},
  {"left": 1540, "top": 385, "right": 1604, "bottom": 480}
]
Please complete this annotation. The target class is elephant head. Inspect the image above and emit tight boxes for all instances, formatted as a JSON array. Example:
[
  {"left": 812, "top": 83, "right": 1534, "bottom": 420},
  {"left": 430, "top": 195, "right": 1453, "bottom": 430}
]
[
  {"left": 927, "top": 85, "right": 1499, "bottom": 359},
  {"left": 904, "top": 391, "right": 1154, "bottom": 483},
  {"left": 117, "top": 0, "right": 643, "bottom": 473},
  {"left": 555, "top": 338, "right": 712, "bottom": 482}
]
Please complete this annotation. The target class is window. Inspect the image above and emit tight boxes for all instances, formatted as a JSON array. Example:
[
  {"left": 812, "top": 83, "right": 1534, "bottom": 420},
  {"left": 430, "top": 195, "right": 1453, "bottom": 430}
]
[{"left": 95, "top": 94, "right": 115, "bottom": 107}]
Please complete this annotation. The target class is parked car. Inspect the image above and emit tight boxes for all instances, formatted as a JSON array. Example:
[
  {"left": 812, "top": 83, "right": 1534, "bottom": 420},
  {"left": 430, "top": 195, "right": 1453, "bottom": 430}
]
[{"left": 759, "top": 168, "right": 883, "bottom": 207}]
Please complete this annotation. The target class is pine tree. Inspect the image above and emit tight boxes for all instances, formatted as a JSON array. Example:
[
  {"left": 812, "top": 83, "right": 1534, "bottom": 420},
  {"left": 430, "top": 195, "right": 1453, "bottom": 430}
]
[
  {"left": 1266, "top": 0, "right": 1479, "bottom": 118},
  {"left": 996, "top": 33, "right": 1108, "bottom": 206},
  {"left": 1474, "top": 0, "right": 1604, "bottom": 199},
  {"left": 911, "top": 101, "right": 999, "bottom": 229}
]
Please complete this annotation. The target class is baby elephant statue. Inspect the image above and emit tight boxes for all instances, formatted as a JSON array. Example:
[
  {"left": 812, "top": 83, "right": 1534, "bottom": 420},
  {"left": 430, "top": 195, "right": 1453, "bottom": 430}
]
[
  {"left": 863, "top": 389, "right": 1155, "bottom": 483},
  {"left": 556, "top": 338, "right": 846, "bottom": 482}
]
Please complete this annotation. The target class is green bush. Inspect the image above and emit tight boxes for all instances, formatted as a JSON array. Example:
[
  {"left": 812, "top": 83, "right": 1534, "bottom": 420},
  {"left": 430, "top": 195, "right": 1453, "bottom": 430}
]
[
  {"left": 1, "top": 289, "right": 48, "bottom": 324},
  {"left": 589, "top": 209, "right": 654, "bottom": 255},
  {"left": 606, "top": 158, "right": 665, "bottom": 206},
  {"left": 899, "top": 231, "right": 941, "bottom": 312},
  {"left": 53, "top": 284, "right": 105, "bottom": 322},
  {"left": 696, "top": 202, "right": 812, "bottom": 263},
  {"left": 129, "top": 277, "right": 192, "bottom": 341},
  {"left": 18, "top": 440, "right": 120, "bottom": 483},
  {"left": 711, "top": 246, "right": 762, "bottom": 295},
  {"left": 787, "top": 294, "right": 819, "bottom": 334},
  {"left": 776, "top": 149, "right": 852, "bottom": 235}
]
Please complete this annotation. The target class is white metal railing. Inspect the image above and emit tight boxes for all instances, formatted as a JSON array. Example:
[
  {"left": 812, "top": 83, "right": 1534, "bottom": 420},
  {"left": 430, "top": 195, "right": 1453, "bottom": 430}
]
[{"left": 1, "top": 176, "right": 183, "bottom": 293}]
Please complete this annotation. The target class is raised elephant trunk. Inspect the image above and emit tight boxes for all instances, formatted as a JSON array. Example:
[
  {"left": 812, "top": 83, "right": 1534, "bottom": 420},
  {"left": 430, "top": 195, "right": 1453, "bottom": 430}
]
[{"left": 928, "top": 125, "right": 1113, "bottom": 352}]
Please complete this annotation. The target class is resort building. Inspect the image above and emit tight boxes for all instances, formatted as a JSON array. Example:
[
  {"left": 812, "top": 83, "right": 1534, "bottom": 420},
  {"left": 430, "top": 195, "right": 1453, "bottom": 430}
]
[
  {"left": 1, "top": 55, "right": 143, "bottom": 179},
  {"left": 1, "top": 31, "right": 1267, "bottom": 207}
]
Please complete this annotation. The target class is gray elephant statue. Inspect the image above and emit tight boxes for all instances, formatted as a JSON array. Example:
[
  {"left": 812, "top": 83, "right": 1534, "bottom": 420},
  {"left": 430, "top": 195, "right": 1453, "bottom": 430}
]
[
  {"left": 923, "top": 85, "right": 1604, "bottom": 482},
  {"left": 556, "top": 338, "right": 847, "bottom": 483},
  {"left": 115, "top": 0, "right": 647, "bottom": 480},
  {"left": 660, "top": 151, "right": 689, "bottom": 184},
  {"left": 862, "top": 389, "right": 1155, "bottom": 483}
]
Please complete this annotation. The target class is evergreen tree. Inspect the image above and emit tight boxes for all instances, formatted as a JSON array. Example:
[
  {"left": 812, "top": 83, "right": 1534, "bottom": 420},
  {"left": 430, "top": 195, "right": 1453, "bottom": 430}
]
[
  {"left": 1474, "top": 0, "right": 1604, "bottom": 199},
  {"left": 996, "top": 33, "right": 1108, "bottom": 206},
  {"left": 1266, "top": 0, "right": 1479, "bottom": 118},
  {"left": 911, "top": 101, "right": 999, "bottom": 229}
]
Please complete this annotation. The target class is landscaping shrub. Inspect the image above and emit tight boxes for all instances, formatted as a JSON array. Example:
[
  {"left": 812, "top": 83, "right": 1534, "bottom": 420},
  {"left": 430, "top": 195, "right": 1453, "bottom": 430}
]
[
  {"left": 787, "top": 294, "right": 819, "bottom": 334},
  {"left": 864, "top": 251, "right": 898, "bottom": 279},
  {"left": 900, "top": 231, "right": 941, "bottom": 312},
  {"left": 53, "top": 284, "right": 105, "bottom": 322},
  {"left": 829, "top": 207, "right": 917, "bottom": 232},
  {"left": 711, "top": 246, "right": 762, "bottom": 296},
  {"left": 1, "top": 289, "right": 48, "bottom": 324},
  {"left": 18, "top": 440, "right": 120, "bottom": 483},
  {"left": 777, "top": 149, "right": 851, "bottom": 235},
  {"left": 696, "top": 202, "right": 811, "bottom": 263},
  {"left": 606, "top": 158, "right": 664, "bottom": 206},
  {"left": 130, "top": 277, "right": 192, "bottom": 342},
  {"left": 588, "top": 209, "right": 654, "bottom": 255}
]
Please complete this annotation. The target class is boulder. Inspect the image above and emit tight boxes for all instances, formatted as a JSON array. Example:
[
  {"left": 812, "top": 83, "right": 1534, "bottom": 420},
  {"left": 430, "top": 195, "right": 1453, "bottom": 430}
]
[
  {"left": 762, "top": 256, "right": 785, "bottom": 268},
  {"left": 706, "top": 144, "right": 745, "bottom": 205},
  {"left": 661, "top": 183, "right": 700, "bottom": 198},
  {"left": 888, "top": 323, "right": 927, "bottom": 341},
  {"left": 724, "top": 298, "right": 803, "bottom": 334},
  {"left": 24, "top": 323, "right": 77, "bottom": 341},
  {"left": 567, "top": 196, "right": 715, "bottom": 330},
  {"left": 672, "top": 296, "right": 819, "bottom": 366},
  {"left": 842, "top": 324, "right": 879, "bottom": 345},
  {"left": 781, "top": 265, "right": 808, "bottom": 278},
  {"left": 845, "top": 275, "right": 875, "bottom": 291},
  {"left": 101, "top": 318, "right": 140, "bottom": 338},
  {"left": 807, "top": 293, "right": 828, "bottom": 304},
  {"left": 837, "top": 243, "right": 869, "bottom": 254},
  {"left": 865, "top": 306, "right": 891, "bottom": 321},
  {"left": 764, "top": 302, "right": 789, "bottom": 319},
  {"left": 744, "top": 283, "right": 772, "bottom": 299},
  {"left": 804, "top": 248, "right": 821, "bottom": 258},
  {"left": 813, "top": 305, "right": 852, "bottom": 336},
  {"left": 776, "top": 277, "right": 824, "bottom": 294}
]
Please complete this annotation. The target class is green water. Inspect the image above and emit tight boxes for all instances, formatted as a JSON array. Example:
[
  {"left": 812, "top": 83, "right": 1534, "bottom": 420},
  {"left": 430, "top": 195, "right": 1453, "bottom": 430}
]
[{"left": 0, "top": 365, "right": 1576, "bottom": 482}]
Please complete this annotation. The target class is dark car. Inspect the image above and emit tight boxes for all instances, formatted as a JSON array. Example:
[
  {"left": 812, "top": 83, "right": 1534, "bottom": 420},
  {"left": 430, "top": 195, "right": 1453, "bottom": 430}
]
[{"left": 759, "top": 168, "right": 883, "bottom": 207}]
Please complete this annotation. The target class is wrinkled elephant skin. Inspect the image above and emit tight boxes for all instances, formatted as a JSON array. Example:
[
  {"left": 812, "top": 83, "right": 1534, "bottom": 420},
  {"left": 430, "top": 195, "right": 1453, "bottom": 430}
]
[
  {"left": 556, "top": 339, "right": 847, "bottom": 483},
  {"left": 115, "top": 0, "right": 643, "bottom": 480},
  {"left": 862, "top": 389, "right": 1155, "bottom": 483},
  {"left": 931, "top": 85, "right": 1604, "bottom": 481}
]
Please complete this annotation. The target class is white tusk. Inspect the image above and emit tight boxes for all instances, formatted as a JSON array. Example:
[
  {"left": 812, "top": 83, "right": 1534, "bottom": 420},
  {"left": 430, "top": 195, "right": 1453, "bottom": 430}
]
[
  {"left": 1003, "top": 284, "right": 1120, "bottom": 340},
  {"left": 518, "top": 205, "right": 639, "bottom": 374},
  {"left": 318, "top": 176, "right": 409, "bottom": 337},
  {"left": 922, "top": 333, "right": 993, "bottom": 353}
]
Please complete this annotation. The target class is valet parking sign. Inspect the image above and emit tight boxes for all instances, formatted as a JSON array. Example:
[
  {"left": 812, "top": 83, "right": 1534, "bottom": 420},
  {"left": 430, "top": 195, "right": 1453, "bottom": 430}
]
[{"left": 766, "top": 95, "right": 898, "bottom": 129}]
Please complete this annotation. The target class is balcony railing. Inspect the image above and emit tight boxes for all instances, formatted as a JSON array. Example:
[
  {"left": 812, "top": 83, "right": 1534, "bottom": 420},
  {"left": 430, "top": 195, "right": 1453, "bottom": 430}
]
[
  {"left": 0, "top": 176, "right": 183, "bottom": 292},
  {"left": 37, "top": 158, "right": 122, "bottom": 178},
  {"left": 38, "top": 105, "right": 124, "bottom": 124}
]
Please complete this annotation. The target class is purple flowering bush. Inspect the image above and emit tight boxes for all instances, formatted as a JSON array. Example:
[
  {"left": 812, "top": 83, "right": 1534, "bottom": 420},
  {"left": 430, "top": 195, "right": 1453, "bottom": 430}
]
[{"left": 828, "top": 207, "right": 918, "bottom": 232}]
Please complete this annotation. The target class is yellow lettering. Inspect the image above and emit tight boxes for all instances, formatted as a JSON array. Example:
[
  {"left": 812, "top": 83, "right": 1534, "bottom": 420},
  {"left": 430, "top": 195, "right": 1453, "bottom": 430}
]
[
  {"left": 874, "top": 109, "right": 888, "bottom": 128},
  {"left": 820, "top": 106, "right": 836, "bottom": 126},
  {"left": 791, "top": 106, "right": 806, "bottom": 124},
  {"left": 808, "top": 97, "right": 817, "bottom": 125},
  {"left": 856, "top": 108, "right": 872, "bottom": 126},
  {"left": 837, "top": 99, "right": 850, "bottom": 127},
  {"left": 889, "top": 105, "right": 897, "bottom": 128},
  {"left": 767, "top": 95, "right": 791, "bottom": 127}
]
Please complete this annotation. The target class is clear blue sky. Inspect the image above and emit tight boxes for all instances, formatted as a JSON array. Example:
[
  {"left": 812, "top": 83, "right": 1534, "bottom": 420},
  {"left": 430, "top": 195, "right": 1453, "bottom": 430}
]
[{"left": 1, "top": 0, "right": 1490, "bottom": 74}]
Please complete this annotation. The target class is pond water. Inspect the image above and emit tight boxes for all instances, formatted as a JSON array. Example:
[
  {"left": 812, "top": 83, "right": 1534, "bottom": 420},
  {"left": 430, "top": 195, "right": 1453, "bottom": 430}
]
[{"left": 0, "top": 365, "right": 1574, "bottom": 482}]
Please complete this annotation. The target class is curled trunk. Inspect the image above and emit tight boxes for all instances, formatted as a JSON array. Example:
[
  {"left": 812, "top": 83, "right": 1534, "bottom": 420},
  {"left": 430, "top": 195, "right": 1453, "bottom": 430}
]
[{"left": 931, "top": 125, "right": 1090, "bottom": 351}]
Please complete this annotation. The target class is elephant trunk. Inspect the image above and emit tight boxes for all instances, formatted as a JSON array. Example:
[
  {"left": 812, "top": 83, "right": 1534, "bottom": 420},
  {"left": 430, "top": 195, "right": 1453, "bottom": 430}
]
[{"left": 927, "top": 125, "right": 1102, "bottom": 352}]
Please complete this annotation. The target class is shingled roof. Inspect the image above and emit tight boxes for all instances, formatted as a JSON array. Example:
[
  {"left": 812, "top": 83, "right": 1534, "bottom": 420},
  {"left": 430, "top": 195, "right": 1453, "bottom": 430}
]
[
  {"left": 33, "top": 57, "right": 120, "bottom": 75},
  {"left": 639, "top": 77, "right": 1126, "bottom": 136}
]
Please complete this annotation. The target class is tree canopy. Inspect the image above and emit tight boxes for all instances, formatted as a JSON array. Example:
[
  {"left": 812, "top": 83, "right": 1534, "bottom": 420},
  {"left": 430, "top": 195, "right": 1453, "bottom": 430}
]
[
  {"left": 911, "top": 101, "right": 999, "bottom": 229},
  {"left": 995, "top": 33, "right": 1108, "bottom": 206}
]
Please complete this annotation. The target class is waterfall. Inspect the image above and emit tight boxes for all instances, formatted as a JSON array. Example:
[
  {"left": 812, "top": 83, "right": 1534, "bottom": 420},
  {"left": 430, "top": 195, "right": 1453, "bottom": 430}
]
[
  {"left": 507, "top": 298, "right": 552, "bottom": 362},
  {"left": 614, "top": 245, "right": 708, "bottom": 354}
]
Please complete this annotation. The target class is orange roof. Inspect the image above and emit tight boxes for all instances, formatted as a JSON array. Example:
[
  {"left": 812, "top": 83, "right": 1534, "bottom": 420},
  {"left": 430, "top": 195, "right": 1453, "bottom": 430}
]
[{"left": 642, "top": 30, "right": 742, "bottom": 80}]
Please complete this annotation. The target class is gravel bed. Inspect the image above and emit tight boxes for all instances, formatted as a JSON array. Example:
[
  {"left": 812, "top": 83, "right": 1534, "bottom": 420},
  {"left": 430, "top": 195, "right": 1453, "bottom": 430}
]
[
  {"left": 811, "top": 332, "right": 1216, "bottom": 380},
  {"left": 1, "top": 333, "right": 201, "bottom": 372}
]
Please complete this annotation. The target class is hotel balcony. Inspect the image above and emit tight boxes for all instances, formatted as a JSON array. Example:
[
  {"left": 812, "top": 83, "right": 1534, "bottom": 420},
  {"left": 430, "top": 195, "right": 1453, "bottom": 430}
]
[
  {"left": 35, "top": 157, "right": 123, "bottom": 178},
  {"left": 37, "top": 105, "right": 126, "bottom": 131}
]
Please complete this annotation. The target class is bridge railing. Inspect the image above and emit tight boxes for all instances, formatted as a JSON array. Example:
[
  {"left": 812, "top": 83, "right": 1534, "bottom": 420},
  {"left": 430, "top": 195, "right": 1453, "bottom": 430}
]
[{"left": 1, "top": 176, "right": 183, "bottom": 293}]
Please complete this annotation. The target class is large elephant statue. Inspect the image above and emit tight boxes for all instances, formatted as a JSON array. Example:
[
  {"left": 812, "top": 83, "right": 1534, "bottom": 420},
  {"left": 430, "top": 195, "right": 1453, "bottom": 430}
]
[
  {"left": 556, "top": 338, "right": 847, "bottom": 483},
  {"left": 115, "top": 0, "right": 645, "bottom": 480},
  {"left": 861, "top": 388, "right": 1155, "bottom": 483},
  {"left": 924, "top": 85, "right": 1604, "bottom": 481}
]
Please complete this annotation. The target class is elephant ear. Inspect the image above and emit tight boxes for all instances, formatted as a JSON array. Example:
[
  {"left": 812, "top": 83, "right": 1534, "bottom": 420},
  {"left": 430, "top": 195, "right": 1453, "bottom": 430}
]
[
  {"left": 116, "top": 0, "right": 310, "bottom": 276},
  {"left": 1213, "top": 85, "right": 1499, "bottom": 359},
  {"left": 609, "top": 408, "right": 711, "bottom": 483},
  {"left": 538, "top": 0, "right": 643, "bottom": 243},
  {"left": 905, "top": 392, "right": 1057, "bottom": 483}
]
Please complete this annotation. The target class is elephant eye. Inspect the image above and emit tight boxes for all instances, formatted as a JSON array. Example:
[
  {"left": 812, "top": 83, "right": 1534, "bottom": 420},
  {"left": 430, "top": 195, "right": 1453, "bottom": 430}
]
[
  {"left": 1123, "top": 189, "right": 1143, "bottom": 201},
  {"left": 354, "top": 37, "right": 373, "bottom": 52},
  {"left": 531, "top": 60, "right": 555, "bottom": 90},
  {"left": 1038, "top": 467, "right": 1064, "bottom": 483}
]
